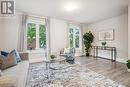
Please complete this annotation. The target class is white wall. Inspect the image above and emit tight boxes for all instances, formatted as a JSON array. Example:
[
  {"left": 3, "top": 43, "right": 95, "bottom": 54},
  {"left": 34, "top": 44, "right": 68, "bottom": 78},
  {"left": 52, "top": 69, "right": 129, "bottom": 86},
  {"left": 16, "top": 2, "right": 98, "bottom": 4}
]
[
  {"left": 0, "top": 14, "right": 68, "bottom": 54},
  {"left": 128, "top": 4, "right": 130, "bottom": 59},
  {"left": 50, "top": 18, "right": 68, "bottom": 54},
  {"left": 83, "top": 14, "right": 128, "bottom": 63},
  {"left": 0, "top": 12, "right": 128, "bottom": 61},
  {"left": 0, "top": 19, "right": 3, "bottom": 50},
  {"left": 0, "top": 14, "right": 21, "bottom": 51}
]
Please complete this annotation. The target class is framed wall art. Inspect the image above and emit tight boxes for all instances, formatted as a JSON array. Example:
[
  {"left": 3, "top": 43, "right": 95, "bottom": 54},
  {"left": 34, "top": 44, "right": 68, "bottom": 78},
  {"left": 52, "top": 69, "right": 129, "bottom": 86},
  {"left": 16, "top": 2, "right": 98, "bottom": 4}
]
[{"left": 99, "top": 29, "right": 114, "bottom": 41}]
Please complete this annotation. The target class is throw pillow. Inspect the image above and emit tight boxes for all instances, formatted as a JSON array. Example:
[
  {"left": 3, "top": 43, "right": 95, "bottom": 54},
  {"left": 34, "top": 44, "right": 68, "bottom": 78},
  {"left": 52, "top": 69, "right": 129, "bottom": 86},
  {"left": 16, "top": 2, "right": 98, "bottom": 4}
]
[
  {"left": 64, "top": 48, "right": 70, "bottom": 54},
  {"left": 0, "top": 53, "right": 17, "bottom": 70},
  {"left": 10, "top": 50, "right": 21, "bottom": 63},
  {"left": 1, "top": 51, "right": 9, "bottom": 56},
  {"left": 0, "top": 55, "right": 5, "bottom": 69},
  {"left": 60, "top": 48, "right": 64, "bottom": 54}
]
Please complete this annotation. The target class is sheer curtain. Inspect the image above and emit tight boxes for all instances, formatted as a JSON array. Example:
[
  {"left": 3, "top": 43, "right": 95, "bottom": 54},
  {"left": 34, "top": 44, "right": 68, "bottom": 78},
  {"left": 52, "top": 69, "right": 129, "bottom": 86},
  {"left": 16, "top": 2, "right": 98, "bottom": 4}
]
[
  {"left": 45, "top": 17, "right": 51, "bottom": 59},
  {"left": 17, "top": 14, "right": 28, "bottom": 52},
  {"left": 17, "top": 14, "right": 51, "bottom": 60}
]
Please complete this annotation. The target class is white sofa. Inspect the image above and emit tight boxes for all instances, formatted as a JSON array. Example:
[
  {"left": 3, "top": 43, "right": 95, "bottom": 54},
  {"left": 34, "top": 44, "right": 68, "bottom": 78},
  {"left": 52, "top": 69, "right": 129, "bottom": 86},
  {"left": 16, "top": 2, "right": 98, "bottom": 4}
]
[{"left": 0, "top": 52, "right": 29, "bottom": 87}]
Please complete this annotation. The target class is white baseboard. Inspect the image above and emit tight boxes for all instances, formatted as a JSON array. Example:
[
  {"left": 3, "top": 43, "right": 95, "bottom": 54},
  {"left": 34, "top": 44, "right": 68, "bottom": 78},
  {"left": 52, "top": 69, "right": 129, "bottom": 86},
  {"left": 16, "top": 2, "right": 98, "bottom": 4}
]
[
  {"left": 116, "top": 58, "right": 127, "bottom": 63},
  {"left": 79, "top": 53, "right": 128, "bottom": 64}
]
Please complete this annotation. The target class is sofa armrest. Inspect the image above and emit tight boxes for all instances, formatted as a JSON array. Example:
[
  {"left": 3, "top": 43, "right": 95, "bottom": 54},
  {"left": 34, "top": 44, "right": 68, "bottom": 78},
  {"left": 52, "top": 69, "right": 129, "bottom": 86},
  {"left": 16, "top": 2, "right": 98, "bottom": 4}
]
[
  {"left": 19, "top": 52, "right": 29, "bottom": 60},
  {"left": 0, "top": 75, "right": 17, "bottom": 87}
]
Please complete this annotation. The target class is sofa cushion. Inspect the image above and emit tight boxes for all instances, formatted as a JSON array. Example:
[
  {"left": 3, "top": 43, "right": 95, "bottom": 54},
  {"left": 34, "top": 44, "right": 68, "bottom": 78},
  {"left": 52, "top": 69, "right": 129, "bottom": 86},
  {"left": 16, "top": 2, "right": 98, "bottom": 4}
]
[
  {"left": 0, "top": 53, "right": 17, "bottom": 70},
  {"left": 19, "top": 52, "right": 29, "bottom": 60},
  {"left": 2, "top": 61, "right": 29, "bottom": 87},
  {"left": 10, "top": 50, "right": 21, "bottom": 63},
  {"left": 1, "top": 51, "right": 9, "bottom": 57}
]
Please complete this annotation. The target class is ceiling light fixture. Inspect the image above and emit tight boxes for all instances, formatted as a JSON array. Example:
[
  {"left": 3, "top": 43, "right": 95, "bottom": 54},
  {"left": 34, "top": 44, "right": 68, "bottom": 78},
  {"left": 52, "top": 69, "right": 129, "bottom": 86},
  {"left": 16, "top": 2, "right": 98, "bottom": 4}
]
[{"left": 64, "top": 2, "right": 78, "bottom": 12}]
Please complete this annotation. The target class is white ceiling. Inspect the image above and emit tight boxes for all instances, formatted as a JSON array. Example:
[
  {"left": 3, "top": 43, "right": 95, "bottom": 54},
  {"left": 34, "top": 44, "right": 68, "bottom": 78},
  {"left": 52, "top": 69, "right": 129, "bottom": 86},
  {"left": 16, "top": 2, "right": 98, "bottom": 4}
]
[{"left": 16, "top": 0, "right": 129, "bottom": 23}]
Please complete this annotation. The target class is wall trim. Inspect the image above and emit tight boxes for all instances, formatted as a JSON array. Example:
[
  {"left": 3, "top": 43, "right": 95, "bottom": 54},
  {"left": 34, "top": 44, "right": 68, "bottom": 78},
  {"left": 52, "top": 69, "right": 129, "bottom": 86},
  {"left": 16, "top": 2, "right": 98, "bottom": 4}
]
[{"left": 116, "top": 58, "right": 128, "bottom": 63}]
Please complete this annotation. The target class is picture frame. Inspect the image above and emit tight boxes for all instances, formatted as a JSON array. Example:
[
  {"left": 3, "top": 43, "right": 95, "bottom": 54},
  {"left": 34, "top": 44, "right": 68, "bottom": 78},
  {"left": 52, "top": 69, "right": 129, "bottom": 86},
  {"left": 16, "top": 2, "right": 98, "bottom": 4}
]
[{"left": 99, "top": 29, "right": 114, "bottom": 41}]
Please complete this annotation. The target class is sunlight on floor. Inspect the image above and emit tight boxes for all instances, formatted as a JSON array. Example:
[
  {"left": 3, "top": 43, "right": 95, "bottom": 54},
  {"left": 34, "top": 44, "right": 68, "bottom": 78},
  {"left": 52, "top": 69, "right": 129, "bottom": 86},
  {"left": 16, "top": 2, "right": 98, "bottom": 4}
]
[{"left": 29, "top": 57, "right": 46, "bottom": 63}]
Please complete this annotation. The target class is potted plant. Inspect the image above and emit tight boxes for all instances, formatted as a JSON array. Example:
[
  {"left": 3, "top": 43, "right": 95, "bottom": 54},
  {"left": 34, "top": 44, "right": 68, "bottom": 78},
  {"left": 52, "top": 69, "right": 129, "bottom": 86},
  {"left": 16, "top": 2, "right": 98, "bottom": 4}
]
[
  {"left": 126, "top": 60, "right": 130, "bottom": 72},
  {"left": 50, "top": 54, "right": 56, "bottom": 60},
  {"left": 83, "top": 31, "right": 94, "bottom": 56}
]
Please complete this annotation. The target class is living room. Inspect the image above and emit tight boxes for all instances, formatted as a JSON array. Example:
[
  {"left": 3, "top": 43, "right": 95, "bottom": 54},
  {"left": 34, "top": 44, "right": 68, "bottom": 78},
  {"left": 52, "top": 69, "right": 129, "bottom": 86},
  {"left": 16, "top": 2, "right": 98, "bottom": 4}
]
[{"left": 0, "top": 0, "right": 130, "bottom": 87}]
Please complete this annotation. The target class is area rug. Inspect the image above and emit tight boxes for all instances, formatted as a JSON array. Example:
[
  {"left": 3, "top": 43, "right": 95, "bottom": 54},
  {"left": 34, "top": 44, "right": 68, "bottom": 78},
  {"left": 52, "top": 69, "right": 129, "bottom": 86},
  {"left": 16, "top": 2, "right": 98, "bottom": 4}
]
[{"left": 26, "top": 63, "right": 125, "bottom": 87}]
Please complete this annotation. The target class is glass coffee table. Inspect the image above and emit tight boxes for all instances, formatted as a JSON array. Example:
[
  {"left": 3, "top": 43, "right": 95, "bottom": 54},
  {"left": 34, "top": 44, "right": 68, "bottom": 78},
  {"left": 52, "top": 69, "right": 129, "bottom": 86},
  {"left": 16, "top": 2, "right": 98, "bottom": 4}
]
[{"left": 43, "top": 56, "right": 66, "bottom": 79}]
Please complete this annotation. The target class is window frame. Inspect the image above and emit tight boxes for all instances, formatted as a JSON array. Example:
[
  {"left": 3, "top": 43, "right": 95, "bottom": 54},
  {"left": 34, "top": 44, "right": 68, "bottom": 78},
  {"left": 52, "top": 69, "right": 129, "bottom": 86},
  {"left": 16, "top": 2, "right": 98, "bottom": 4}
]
[
  {"left": 39, "top": 24, "right": 46, "bottom": 48},
  {"left": 68, "top": 24, "right": 81, "bottom": 49},
  {"left": 26, "top": 17, "right": 46, "bottom": 50}
]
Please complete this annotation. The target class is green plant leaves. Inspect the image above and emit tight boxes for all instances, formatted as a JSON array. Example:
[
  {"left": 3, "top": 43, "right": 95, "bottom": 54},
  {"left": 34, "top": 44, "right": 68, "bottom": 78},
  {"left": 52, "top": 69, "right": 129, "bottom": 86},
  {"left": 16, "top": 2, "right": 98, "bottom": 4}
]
[
  {"left": 83, "top": 31, "right": 94, "bottom": 54},
  {"left": 127, "top": 60, "right": 130, "bottom": 63}
]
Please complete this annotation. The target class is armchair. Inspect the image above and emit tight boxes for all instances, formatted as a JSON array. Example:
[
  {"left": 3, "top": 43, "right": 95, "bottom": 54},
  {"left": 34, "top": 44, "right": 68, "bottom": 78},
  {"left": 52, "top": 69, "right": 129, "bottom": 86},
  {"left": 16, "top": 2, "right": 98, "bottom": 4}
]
[{"left": 60, "top": 48, "right": 75, "bottom": 64}]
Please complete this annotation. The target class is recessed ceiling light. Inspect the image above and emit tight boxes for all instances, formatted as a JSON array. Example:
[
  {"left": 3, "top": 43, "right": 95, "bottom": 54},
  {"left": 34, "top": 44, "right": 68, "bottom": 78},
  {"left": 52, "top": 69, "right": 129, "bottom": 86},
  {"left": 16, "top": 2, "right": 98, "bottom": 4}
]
[{"left": 64, "top": 2, "right": 78, "bottom": 12}]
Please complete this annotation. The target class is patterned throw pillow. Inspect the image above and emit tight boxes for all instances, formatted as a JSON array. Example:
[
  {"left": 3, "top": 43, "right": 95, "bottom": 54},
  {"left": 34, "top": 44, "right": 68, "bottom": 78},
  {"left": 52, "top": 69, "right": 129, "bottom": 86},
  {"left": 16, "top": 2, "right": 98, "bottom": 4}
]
[
  {"left": 10, "top": 50, "right": 21, "bottom": 63},
  {"left": 1, "top": 51, "right": 9, "bottom": 56},
  {"left": 0, "top": 53, "right": 17, "bottom": 70}
]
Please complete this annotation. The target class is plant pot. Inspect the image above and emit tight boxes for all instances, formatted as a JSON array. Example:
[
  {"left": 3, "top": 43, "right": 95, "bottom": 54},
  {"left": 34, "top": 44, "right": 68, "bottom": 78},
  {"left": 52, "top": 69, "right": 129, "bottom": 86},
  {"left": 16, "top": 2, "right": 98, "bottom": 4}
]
[
  {"left": 127, "top": 63, "right": 130, "bottom": 68},
  {"left": 127, "top": 69, "right": 130, "bottom": 72},
  {"left": 86, "top": 53, "right": 90, "bottom": 56},
  {"left": 126, "top": 63, "right": 130, "bottom": 72}
]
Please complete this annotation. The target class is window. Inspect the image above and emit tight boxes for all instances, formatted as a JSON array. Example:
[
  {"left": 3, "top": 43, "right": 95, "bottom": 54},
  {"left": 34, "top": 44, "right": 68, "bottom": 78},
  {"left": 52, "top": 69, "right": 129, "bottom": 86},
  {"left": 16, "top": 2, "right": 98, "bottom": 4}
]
[
  {"left": 75, "top": 29, "right": 80, "bottom": 48},
  {"left": 27, "top": 23, "right": 36, "bottom": 50},
  {"left": 69, "top": 24, "right": 80, "bottom": 48},
  {"left": 27, "top": 17, "right": 46, "bottom": 50},
  {"left": 39, "top": 24, "right": 46, "bottom": 48}
]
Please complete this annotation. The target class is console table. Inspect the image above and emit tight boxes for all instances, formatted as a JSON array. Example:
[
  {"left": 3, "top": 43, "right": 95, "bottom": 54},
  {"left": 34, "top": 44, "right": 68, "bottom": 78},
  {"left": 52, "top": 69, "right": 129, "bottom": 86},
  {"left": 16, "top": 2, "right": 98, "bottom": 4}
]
[{"left": 93, "top": 46, "right": 116, "bottom": 62}]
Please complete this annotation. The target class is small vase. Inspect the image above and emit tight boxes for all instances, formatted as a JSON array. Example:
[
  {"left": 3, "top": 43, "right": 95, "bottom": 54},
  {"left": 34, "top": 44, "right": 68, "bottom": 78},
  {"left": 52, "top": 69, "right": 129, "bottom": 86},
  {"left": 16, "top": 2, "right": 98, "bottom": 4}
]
[{"left": 102, "top": 42, "right": 107, "bottom": 47}]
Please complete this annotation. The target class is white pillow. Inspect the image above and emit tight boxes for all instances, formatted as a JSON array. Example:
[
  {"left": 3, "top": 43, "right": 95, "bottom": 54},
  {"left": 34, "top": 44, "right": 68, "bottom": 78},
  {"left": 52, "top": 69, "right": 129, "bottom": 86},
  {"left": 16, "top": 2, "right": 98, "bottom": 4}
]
[{"left": 64, "top": 48, "right": 70, "bottom": 54}]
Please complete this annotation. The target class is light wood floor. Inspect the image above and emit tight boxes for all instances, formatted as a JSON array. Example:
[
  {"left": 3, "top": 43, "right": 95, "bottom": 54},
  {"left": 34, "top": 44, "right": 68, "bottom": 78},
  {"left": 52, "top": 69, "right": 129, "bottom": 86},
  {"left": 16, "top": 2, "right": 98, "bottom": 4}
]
[{"left": 76, "top": 56, "right": 130, "bottom": 87}]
